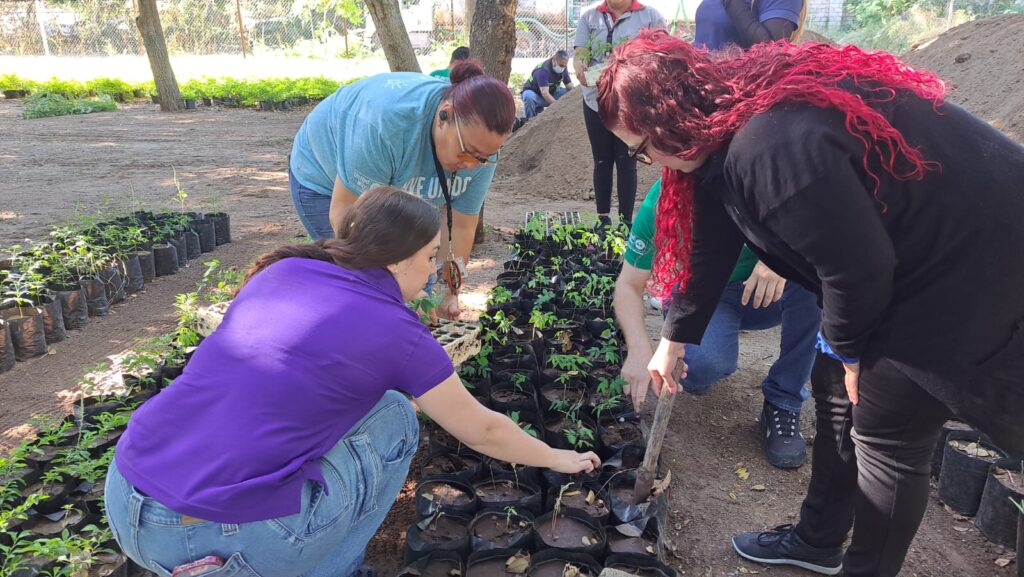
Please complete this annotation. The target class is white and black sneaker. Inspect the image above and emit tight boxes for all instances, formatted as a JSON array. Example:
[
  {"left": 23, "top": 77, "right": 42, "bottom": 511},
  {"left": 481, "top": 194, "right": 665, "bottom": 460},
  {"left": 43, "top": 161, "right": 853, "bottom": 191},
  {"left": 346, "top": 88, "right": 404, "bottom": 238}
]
[
  {"left": 760, "top": 400, "right": 807, "bottom": 469},
  {"left": 732, "top": 524, "right": 843, "bottom": 575}
]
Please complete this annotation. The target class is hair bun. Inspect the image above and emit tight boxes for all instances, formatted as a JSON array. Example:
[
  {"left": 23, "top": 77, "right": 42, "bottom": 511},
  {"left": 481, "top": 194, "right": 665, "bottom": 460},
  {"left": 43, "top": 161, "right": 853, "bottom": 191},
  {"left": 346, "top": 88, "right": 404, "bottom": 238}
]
[{"left": 450, "top": 59, "right": 486, "bottom": 84}]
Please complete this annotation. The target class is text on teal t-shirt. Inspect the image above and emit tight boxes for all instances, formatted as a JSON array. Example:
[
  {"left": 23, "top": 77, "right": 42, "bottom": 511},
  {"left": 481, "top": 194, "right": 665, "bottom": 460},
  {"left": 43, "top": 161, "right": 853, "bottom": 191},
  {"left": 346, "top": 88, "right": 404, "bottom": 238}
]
[
  {"left": 289, "top": 72, "right": 494, "bottom": 215},
  {"left": 625, "top": 179, "right": 759, "bottom": 281}
]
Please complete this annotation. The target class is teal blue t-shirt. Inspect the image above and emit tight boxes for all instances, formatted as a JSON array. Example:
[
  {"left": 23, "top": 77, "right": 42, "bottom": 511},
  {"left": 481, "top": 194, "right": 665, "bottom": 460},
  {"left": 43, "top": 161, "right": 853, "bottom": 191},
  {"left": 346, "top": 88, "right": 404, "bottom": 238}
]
[{"left": 289, "top": 72, "right": 494, "bottom": 215}]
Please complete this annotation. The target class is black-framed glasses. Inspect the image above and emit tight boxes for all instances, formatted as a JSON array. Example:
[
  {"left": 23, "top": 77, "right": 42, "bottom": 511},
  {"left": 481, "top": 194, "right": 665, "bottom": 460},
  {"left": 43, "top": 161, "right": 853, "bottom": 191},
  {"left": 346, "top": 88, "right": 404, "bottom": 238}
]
[
  {"left": 454, "top": 110, "right": 500, "bottom": 166},
  {"left": 627, "top": 138, "right": 653, "bottom": 165}
]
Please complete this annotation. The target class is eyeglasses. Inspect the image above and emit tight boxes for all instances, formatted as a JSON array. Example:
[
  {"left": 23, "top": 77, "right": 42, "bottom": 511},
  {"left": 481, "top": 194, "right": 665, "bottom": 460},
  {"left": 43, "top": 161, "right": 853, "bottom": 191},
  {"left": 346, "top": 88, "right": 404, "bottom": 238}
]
[
  {"left": 453, "top": 111, "right": 500, "bottom": 166},
  {"left": 627, "top": 138, "right": 653, "bottom": 165}
]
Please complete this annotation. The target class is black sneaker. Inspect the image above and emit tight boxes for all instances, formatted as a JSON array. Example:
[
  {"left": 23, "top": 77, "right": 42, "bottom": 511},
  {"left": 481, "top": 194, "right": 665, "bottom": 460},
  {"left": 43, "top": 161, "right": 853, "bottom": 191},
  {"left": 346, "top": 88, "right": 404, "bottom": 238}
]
[
  {"left": 732, "top": 524, "right": 843, "bottom": 575},
  {"left": 760, "top": 400, "right": 807, "bottom": 469}
]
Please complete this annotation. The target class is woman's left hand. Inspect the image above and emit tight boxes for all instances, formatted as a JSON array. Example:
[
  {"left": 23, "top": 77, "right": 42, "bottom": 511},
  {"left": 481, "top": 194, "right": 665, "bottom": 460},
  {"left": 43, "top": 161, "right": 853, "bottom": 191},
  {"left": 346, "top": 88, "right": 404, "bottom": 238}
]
[
  {"left": 843, "top": 361, "right": 860, "bottom": 405},
  {"left": 437, "top": 292, "right": 461, "bottom": 320}
]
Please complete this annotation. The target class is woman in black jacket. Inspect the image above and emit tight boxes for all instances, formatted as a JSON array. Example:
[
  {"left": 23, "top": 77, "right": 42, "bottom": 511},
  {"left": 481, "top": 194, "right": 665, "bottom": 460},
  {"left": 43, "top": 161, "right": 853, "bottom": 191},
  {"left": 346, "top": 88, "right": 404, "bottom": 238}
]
[{"left": 597, "top": 30, "right": 1024, "bottom": 577}]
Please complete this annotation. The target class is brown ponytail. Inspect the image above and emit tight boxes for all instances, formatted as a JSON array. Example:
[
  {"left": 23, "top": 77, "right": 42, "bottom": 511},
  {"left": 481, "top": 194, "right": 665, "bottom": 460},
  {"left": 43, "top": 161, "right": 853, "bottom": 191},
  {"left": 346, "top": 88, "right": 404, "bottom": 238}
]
[{"left": 235, "top": 187, "right": 440, "bottom": 295}]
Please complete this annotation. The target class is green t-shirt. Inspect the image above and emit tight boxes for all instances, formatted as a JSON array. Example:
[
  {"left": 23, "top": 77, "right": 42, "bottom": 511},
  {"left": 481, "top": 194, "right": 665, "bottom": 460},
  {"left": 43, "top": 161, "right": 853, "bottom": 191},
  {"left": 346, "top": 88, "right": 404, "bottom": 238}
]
[
  {"left": 429, "top": 68, "right": 450, "bottom": 79},
  {"left": 624, "top": 179, "right": 759, "bottom": 282}
]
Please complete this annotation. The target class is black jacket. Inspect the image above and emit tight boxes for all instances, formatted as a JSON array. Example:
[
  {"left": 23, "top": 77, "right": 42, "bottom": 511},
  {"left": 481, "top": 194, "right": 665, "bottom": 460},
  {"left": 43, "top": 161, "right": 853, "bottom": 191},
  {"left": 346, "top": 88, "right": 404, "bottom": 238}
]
[{"left": 664, "top": 92, "right": 1024, "bottom": 456}]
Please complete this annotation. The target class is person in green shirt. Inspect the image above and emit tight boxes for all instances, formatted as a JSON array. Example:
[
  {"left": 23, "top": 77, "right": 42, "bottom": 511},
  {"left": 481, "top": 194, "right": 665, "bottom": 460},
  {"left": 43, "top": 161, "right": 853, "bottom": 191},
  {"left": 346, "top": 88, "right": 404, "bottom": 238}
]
[
  {"left": 614, "top": 179, "right": 821, "bottom": 468},
  {"left": 429, "top": 46, "right": 470, "bottom": 80}
]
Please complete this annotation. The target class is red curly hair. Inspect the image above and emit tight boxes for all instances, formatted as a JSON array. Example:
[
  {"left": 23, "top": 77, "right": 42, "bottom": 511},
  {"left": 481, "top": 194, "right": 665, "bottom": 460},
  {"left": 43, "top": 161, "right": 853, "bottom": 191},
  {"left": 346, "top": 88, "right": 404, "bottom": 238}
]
[{"left": 597, "top": 29, "right": 946, "bottom": 297}]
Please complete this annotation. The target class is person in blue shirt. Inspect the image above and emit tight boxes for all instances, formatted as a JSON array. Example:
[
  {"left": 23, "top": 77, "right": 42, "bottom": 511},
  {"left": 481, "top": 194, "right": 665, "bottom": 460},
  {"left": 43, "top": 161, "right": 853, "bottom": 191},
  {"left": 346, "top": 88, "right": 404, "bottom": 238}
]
[
  {"left": 694, "top": 0, "right": 806, "bottom": 50},
  {"left": 288, "top": 61, "right": 516, "bottom": 320},
  {"left": 521, "top": 49, "right": 574, "bottom": 120}
]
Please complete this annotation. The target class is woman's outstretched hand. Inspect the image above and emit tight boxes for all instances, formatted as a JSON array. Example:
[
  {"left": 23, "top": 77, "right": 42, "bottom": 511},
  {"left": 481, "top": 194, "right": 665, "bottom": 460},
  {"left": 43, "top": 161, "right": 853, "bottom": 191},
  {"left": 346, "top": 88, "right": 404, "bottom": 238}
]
[{"left": 549, "top": 449, "right": 601, "bottom": 474}]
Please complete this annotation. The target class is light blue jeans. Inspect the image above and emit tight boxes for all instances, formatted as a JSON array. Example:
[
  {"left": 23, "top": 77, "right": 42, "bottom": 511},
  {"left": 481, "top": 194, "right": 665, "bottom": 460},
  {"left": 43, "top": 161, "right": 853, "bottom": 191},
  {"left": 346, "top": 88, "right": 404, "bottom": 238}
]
[
  {"left": 522, "top": 87, "right": 567, "bottom": 119},
  {"left": 104, "top": 391, "right": 419, "bottom": 577},
  {"left": 289, "top": 167, "right": 335, "bottom": 241},
  {"left": 682, "top": 282, "right": 821, "bottom": 413}
]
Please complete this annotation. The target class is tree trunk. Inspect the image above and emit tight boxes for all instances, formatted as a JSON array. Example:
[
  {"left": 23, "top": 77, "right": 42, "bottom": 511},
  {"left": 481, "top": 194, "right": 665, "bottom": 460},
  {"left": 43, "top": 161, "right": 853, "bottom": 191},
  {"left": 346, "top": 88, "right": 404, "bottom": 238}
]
[
  {"left": 465, "top": 0, "right": 476, "bottom": 39},
  {"left": 365, "top": 0, "right": 421, "bottom": 72},
  {"left": 469, "top": 0, "right": 518, "bottom": 83},
  {"left": 136, "top": 0, "right": 181, "bottom": 112}
]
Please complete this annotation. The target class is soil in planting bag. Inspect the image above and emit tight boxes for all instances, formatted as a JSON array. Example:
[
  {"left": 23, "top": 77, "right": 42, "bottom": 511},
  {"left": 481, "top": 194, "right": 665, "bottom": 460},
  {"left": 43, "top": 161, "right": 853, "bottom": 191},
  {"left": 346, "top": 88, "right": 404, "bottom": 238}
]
[
  {"left": 482, "top": 460, "right": 545, "bottom": 489},
  {"left": 53, "top": 287, "right": 88, "bottom": 330},
  {"left": 208, "top": 212, "right": 232, "bottom": 244},
  {"left": 422, "top": 450, "right": 483, "bottom": 483},
  {"left": 405, "top": 511, "right": 472, "bottom": 564},
  {"left": 1, "top": 307, "right": 48, "bottom": 361},
  {"left": 605, "top": 472, "right": 668, "bottom": 534},
  {"left": 528, "top": 541, "right": 603, "bottom": 576},
  {"left": 975, "top": 458, "right": 1024, "bottom": 548},
  {"left": 416, "top": 476, "right": 480, "bottom": 520},
  {"left": 533, "top": 507, "right": 606, "bottom": 562},
  {"left": 167, "top": 234, "right": 187, "bottom": 267},
  {"left": 545, "top": 480, "right": 610, "bottom": 525},
  {"left": 429, "top": 424, "right": 482, "bottom": 456},
  {"left": 21, "top": 475, "right": 73, "bottom": 515},
  {"left": 607, "top": 517, "right": 661, "bottom": 559},
  {"left": 490, "top": 382, "right": 540, "bottom": 415},
  {"left": 122, "top": 254, "right": 144, "bottom": 294},
  {"left": 469, "top": 510, "right": 535, "bottom": 552},
  {"left": 544, "top": 414, "right": 601, "bottom": 453},
  {"left": 397, "top": 550, "right": 465, "bottom": 577},
  {"left": 467, "top": 547, "right": 533, "bottom": 577},
  {"left": 38, "top": 296, "right": 67, "bottom": 344},
  {"left": 599, "top": 416, "right": 646, "bottom": 462},
  {"left": 191, "top": 219, "right": 217, "bottom": 253},
  {"left": 134, "top": 250, "right": 156, "bottom": 283},
  {"left": 0, "top": 320, "right": 15, "bottom": 373},
  {"left": 153, "top": 243, "right": 179, "bottom": 276},
  {"left": 184, "top": 229, "right": 202, "bottom": 260},
  {"left": 473, "top": 475, "right": 543, "bottom": 517},
  {"left": 931, "top": 420, "right": 982, "bottom": 479},
  {"left": 80, "top": 277, "right": 110, "bottom": 317},
  {"left": 604, "top": 553, "right": 677, "bottom": 577},
  {"left": 98, "top": 265, "right": 127, "bottom": 304},
  {"left": 939, "top": 431, "right": 1005, "bottom": 515}
]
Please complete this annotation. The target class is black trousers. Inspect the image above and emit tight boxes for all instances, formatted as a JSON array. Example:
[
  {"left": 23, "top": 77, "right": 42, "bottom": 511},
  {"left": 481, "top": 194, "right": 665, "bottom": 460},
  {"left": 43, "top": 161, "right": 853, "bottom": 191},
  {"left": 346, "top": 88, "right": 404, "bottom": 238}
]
[
  {"left": 795, "top": 354, "right": 953, "bottom": 577},
  {"left": 583, "top": 102, "right": 638, "bottom": 223}
]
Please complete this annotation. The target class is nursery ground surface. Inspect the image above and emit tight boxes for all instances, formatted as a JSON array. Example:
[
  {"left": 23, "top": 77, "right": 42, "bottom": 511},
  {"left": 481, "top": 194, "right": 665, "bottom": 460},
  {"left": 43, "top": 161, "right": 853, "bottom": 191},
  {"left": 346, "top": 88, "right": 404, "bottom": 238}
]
[{"left": 1, "top": 51, "right": 1021, "bottom": 576}]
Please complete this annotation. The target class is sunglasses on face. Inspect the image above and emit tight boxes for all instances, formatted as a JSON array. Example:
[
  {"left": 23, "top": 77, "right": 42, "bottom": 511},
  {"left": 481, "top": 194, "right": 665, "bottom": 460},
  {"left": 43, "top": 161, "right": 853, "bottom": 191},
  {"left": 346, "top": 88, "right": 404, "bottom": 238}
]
[
  {"left": 627, "top": 138, "right": 654, "bottom": 165},
  {"left": 453, "top": 111, "right": 500, "bottom": 166}
]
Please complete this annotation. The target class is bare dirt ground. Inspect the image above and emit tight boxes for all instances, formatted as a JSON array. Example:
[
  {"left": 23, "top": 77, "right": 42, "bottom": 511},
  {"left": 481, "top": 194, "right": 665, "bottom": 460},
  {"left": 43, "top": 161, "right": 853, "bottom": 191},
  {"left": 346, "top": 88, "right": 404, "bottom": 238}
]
[{"left": 0, "top": 79, "right": 1017, "bottom": 576}]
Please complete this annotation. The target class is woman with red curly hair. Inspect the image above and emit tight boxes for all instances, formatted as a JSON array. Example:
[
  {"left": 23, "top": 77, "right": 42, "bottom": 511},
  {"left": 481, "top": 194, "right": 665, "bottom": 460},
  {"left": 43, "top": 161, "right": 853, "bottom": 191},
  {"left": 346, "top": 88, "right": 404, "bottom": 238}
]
[{"left": 598, "top": 29, "right": 1024, "bottom": 577}]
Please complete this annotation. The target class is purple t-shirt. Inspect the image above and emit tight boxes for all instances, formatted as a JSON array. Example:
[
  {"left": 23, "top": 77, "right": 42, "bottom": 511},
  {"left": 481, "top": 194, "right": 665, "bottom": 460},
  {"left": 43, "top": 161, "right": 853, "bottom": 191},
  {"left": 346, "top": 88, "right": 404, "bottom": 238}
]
[{"left": 115, "top": 258, "right": 453, "bottom": 523}]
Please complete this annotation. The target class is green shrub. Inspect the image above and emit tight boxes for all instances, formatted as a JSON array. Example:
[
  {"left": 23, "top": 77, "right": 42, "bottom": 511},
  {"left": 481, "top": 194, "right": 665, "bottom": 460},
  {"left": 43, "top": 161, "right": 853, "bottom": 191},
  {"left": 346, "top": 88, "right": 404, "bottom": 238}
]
[
  {"left": 36, "top": 77, "right": 89, "bottom": 98},
  {"left": 0, "top": 74, "right": 34, "bottom": 93},
  {"left": 85, "top": 77, "right": 136, "bottom": 101},
  {"left": 22, "top": 93, "right": 116, "bottom": 119}
]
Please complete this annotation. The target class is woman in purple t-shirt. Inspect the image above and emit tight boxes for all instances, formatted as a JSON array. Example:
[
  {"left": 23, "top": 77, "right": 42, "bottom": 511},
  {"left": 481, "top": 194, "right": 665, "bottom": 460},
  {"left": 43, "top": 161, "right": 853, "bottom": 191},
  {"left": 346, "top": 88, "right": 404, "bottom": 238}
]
[{"left": 104, "top": 187, "right": 600, "bottom": 577}]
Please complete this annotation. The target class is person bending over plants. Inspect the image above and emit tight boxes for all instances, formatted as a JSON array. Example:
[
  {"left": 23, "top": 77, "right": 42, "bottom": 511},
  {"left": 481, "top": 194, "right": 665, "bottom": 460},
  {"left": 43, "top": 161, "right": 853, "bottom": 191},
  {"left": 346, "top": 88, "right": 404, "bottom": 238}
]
[
  {"left": 104, "top": 187, "right": 600, "bottom": 577},
  {"left": 598, "top": 29, "right": 1024, "bottom": 577}
]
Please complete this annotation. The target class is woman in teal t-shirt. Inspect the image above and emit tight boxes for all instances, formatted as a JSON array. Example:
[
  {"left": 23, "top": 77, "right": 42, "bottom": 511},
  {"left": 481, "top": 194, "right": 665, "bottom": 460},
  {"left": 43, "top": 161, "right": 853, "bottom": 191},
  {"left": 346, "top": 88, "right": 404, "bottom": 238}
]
[{"left": 288, "top": 61, "right": 515, "bottom": 319}]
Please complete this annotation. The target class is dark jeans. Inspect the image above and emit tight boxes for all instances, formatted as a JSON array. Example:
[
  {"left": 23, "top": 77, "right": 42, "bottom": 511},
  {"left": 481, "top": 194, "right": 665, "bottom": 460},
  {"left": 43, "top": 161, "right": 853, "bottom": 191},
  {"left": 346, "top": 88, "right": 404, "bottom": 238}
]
[
  {"left": 583, "top": 103, "right": 637, "bottom": 223},
  {"left": 795, "top": 354, "right": 953, "bottom": 577}
]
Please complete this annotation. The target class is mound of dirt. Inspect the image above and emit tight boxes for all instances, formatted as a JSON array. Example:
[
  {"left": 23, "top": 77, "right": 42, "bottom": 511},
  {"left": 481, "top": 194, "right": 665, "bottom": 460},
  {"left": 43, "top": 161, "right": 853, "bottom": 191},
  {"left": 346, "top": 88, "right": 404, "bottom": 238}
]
[
  {"left": 494, "top": 88, "right": 661, "bottom": 204},
  {"left": 905, "top": 14, "right": 1024, "bottom": 143}
]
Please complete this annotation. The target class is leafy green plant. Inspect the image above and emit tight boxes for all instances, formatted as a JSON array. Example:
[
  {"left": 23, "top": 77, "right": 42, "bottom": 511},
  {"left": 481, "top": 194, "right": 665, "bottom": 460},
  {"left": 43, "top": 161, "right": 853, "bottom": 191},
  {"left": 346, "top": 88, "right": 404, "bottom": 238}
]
[
  {"left": 587, "top": 342, "right": 621, "bottom": 365},
  {"left": 509, "top": 372, "right": 530, "bottom": 392},
  {"left": 488, "top": 286, "right": 513, "bottom": 305},
  {"left": 547, "top": 354, "right": 592, "bottom": 372},
  {"left": 0, "top": 74, "right": 34, "bottom": 93},
  {"left": 22, "top": 93, "right": 116, "bottom": 119},
  {"left": 85, "top": 77, "right": 135, "bottom": 101},
  {"left": 563, "top": 420, "right": 595, "bottom": 450},
  {"left": 529, "top": 309, "right": 557, "bottom": 339},
  {"left": 595, "top": 376, "right": 626, "bottom": 398},
  {"left": 410, "top": 294, "right": 444, "bottom": 324},
  {"left": 524, "top": 214, "right": 547, "bottom": 241},
  {"left": 593, "top": 396, "right": 622, "bottom": 421}
]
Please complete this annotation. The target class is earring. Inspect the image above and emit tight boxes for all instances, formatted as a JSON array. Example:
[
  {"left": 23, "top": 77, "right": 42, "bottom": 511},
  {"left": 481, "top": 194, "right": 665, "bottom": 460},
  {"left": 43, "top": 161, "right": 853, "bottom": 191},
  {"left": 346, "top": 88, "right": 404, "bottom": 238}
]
[{"left": 439, "top": 110, "right": 448, "bottom": 121}]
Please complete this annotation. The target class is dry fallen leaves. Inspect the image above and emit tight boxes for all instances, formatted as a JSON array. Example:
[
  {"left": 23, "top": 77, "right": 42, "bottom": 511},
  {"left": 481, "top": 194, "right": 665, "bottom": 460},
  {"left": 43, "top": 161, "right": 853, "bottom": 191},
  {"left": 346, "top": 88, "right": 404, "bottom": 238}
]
[
  {"left": 505, "top": 552, "right": 530, "bottom": 574},
  {"left": 751, "top": 484, "right": 767, "bottom": 492},
  {"left": 735, "top": 466, "right": 750, "bottom": 481},
  {"left": 994, "top": 558, "right": 1011, "bottom": 568}
]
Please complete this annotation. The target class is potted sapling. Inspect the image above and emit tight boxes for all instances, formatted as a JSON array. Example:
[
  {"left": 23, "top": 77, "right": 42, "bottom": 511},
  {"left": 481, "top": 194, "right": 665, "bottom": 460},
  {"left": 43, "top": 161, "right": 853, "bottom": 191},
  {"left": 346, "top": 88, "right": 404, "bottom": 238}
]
[
  {"left": 0, "top": 265, "right": 48, "bottom": 360},
  {"left": 469, "top": 505, "right": 534, "bottom": 551}
]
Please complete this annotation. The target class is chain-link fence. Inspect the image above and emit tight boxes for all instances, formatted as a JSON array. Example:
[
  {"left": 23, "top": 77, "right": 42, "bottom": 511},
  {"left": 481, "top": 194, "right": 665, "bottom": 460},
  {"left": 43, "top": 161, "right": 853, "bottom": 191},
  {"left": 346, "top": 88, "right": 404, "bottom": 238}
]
[{"left": 1, "top": 0, "right": 1021, "bottom": 58}]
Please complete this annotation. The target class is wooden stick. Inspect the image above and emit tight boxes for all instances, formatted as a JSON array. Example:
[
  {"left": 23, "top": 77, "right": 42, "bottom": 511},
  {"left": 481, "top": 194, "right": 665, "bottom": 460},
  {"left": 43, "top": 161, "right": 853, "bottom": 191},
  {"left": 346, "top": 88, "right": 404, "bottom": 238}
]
[{"left": 633, "top": 377, "right": 679, "bottom": 503}]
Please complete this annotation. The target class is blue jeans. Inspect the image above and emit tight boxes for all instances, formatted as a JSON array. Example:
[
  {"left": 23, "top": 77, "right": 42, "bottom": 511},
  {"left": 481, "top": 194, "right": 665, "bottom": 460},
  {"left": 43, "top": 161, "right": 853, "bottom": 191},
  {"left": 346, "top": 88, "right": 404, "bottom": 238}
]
[
  {"left": 289, "top": 167, "right": 335, "bottom": 240},
  {"left": 522, "top": 87, "right": 567, "bottom": 119},
  {"left": 104, "top": 391, "right": 419, "bottom": 577},
  {"left": 682, "top": 282, "right": 821, "bottom": 413}
]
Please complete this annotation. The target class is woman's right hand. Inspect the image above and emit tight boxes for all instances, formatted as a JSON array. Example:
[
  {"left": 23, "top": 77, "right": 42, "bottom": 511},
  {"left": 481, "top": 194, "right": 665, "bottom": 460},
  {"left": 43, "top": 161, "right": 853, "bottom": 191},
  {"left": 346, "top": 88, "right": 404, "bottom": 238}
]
[
  {"left": 574, "top": 58, "right": 590, "bottom": 87},
  {"left": 548, "top": 448, "right": 601, "bottom": 474},
  {"left": 648, "top": 338, "right": 687, "bottom": 398}
]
